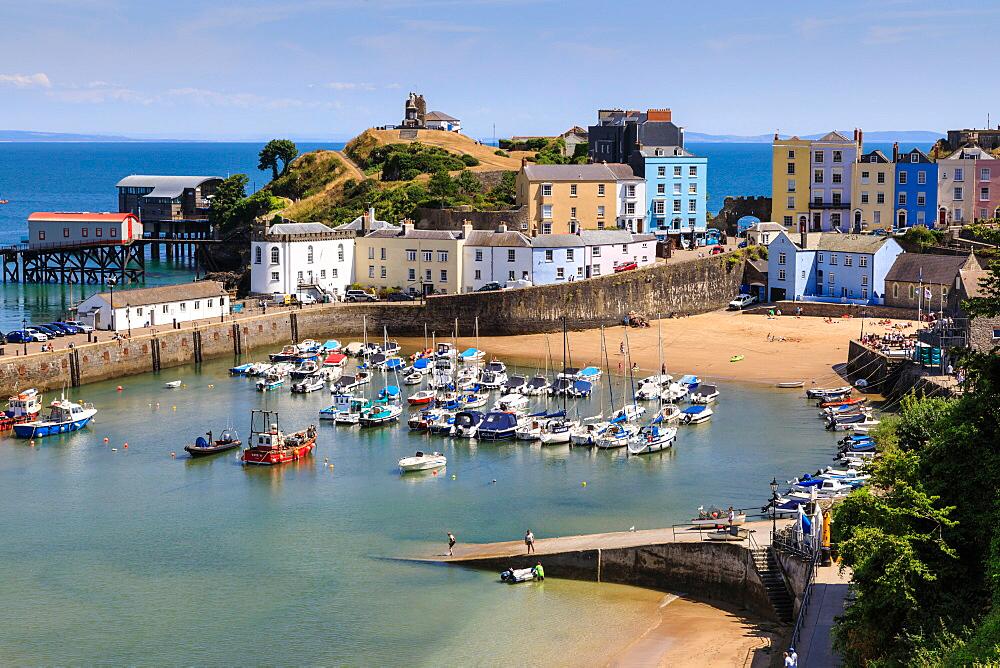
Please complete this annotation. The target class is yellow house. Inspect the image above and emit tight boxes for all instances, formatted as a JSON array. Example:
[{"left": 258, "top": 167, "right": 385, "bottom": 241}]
[
  {"left": 354, "top": 222, "right": 468, "bottom": 295},
  {"left": 771, "top": 136, "right": 811, "bottom": 230},
  {"left": 515, "top": 162, "right": 634, "bottom": 234},
  {"left": 851, "top": 150, "right": 894, "bottom": 231}
]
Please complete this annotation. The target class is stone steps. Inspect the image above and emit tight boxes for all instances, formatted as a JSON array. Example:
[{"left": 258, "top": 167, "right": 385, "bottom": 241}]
[{"left": 752, "top": 547, "right": 795, "bottom": 622}]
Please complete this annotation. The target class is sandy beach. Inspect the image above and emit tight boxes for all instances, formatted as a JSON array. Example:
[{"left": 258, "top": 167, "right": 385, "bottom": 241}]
[
  {"left": 401, "top": 309, "right": 915, "bottom": 388},
  {"left": 609, "top": 595, "right": 780, "bottom": 667}
]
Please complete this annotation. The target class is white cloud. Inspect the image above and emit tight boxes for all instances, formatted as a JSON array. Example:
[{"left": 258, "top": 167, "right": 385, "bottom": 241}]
[
  {"left": 321, "top": 82, "right": 377, "bottom": 91},
  {"left": 47, "top": 84, "right": 153, "bottom": 105},
  {"left": 0, "top": 72, "right": 52, "bottom": 88}
]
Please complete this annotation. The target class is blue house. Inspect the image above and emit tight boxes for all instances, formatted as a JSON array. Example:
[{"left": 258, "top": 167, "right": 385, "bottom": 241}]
[
  {"left": 636, "top": 146, "right": 708, "bottom": 246},
  {"left": 893, "top": 146, "right": 938, "bottom": 229},
  {"left": 767, "top": 230, "right": 904, "bottom": 304}
]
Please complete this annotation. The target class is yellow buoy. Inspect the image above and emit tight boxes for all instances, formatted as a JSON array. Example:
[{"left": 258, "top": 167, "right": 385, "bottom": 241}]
[
  {"left": 581, "top": 481, "right": 587, "bottom": 487},
  {"left": 172, "top": 406, "right": 177, "bottom": 411},
  {"left": 451, "top": 474, "right": 457, "bottom": 480}
]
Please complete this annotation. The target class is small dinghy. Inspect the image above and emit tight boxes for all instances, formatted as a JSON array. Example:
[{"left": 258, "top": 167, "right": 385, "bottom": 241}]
[
  {"left": 628, "top": 424, "right": 677, "bottom": 454},
  {"left": 776, "top": 381, "right": 805, "bottom": 389},
  {"left": 806, "top": 386, "right": 852, "bottom": 398},
  {"left": 500, "top": 567, "right": 539, "bottom": 584},
  {"left": 398, "top": 450, "right": 447, "bottom": 472},
  {"left": 184, "top": 428, "right": 241, "bottom": 458},
  {"left": 680, "top": 405, "right": 713, "bottom": 424},
  {"left": 229, "top": 363, "right": 254, "bottom": 376},
  {"left": 692, "top": 506, "right": 746, "bottom": 527},
  {"left": 291, "top": 377, "right": 326, "bottom": 394},
  {"left": 408, "top": 390, "right": 437, "bottom": 406},
  {"left": 164, "top": 380, "right": 182, "bottom": 389}
]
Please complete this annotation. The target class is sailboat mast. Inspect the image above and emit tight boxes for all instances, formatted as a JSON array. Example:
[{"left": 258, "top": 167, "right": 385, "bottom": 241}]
[
  {"left": 562, "top": 317, "right": 568, "bottom": 413},
  {"left": 657, "top": 315, "right": 663, "bottom": 411},
  {"left": 623, "top": 324, "right": 636, "bottom": 409},
  {"left": 602, "top": 326, "right": 614, "bottom": 416}
]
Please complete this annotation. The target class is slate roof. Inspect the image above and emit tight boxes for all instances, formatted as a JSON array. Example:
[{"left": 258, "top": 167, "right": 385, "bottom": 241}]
[
  {"left": 578, "top": 230, "right": 655, "bottom": 245},
  {"left": 885, "top": 253, "right": 971, "bottom": 285},
  {"left": 960, "top": 266, "right": 989, "bottom": 298},
  {"left": 340, "top": 216, "right": 400, "bottom": 233},
  {"left": 267, "top": 222, "right": 332, "bottom": 235},
  {"left": 364, "top": 229, "right": 462, "bottom": 240},
  {"left": 522, "top": 163, "right": 636, "bottom": 181},
  {"left": 531, "top": 234, "right": 584, "bottom": 248},
  {"left": 465, "top": 230, "right": 532, "bottom": 247},
  {"left": 859, "top": 150, "right": 890, "bottom": 164},
  {"left": 91, "top": 281, "right": 228, "bottom": 307},
  {"left": 789, "top": 232, "right": 896, "bottom": 254},
  {"left": 425, "top": 111, "right": 459, "bottom": 122},
  {"left": 816, "top": 130, "right": 852, "bottom": 143},
  {"left": 115, "top": 175, "right": 221, "bottom": 199}
]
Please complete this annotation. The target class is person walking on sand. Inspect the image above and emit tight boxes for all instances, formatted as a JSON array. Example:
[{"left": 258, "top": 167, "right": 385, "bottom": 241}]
[
  {"left": 619, "top": 341, "right": 625, "bottom": 355},
  {"left": 525, "top": 529, "right": 535, "bottom": 554},
  {"left": 447, "top": 531, "right": 456, "bottom": 556}
]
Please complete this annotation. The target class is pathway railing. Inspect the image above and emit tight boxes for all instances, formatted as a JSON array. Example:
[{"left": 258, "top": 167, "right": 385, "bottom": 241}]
[{"left": 788, "top": 545, "right": 823, "bottom": 651}]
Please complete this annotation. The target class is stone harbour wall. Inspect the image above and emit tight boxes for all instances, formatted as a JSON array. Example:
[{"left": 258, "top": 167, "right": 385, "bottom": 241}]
[{"left": 0, "top": 254, "right": 743, "bottom": 396}]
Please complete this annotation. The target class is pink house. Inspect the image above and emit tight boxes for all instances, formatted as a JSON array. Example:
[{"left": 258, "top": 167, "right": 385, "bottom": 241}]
[{"left": 975, "top": 158, "right": 1000, "bottom": 221}]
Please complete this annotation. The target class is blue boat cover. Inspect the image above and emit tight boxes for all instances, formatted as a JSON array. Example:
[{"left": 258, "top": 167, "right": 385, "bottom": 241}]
[
  {"left": 578, "top": 366, "right": 600, "bottom": 377},
  {"left": 413, "top": 358, "right": 430, "bottom": 370},
  {"left": 195, "top": 436, "right": 209, "bottom": 447},
  {"left": 460, "top": 348, "right": 480, "bottom": 358},
  {"left": 480, "top": 412, "right": 518, "bottom": 431},
  {"left": 385, "top": 358, "right": 404, "bottom": 369},
  {"left": 379, "top": 385, "right": 400, "bottom": 398},
  {"left": 573, "top": 380, "right": 592, "bottom": 394},
  {"left": 682, "top": 405, "right": 706, "bottom": 415}
]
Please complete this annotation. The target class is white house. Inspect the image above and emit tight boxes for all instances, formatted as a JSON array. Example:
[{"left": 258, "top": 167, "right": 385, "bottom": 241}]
[
  {"left": 746, "top": 221, "right": 787, "bottom": 246},
  {"left": 531, "top": 235, "right": 588, "bottom": 283},
  {"left": 424, "top": 111, "right": 461, "bottom": 133},
  {"left": 76, "top": 281, "right": 229, "bottom": 331},
  {"left": 28, "top": 212, "right": 142, "bottom": 249},
  {"left": 250, "top": 222, "right": 355, "bottom": 300},
  {"left": 615, "top": 172, "right": 646, "bottom": 233},
  {"left": 462, "top": 226, "right": 533, "bottom": 291},
  {"left": 578, "top": 230, "right": 657, "bottom": 278}
]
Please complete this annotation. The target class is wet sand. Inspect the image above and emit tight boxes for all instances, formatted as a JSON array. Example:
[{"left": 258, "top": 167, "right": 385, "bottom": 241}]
[
  {"left": 400, "top": 310, "right": 915, "bottom": 387},
  {"left": 608, "top": 595, "right": 780, "bottom": 667}
]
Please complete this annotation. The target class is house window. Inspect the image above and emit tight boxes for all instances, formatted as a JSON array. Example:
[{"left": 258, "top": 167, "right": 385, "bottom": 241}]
[
  {"left": 319, "top": 270, "right": 326, "bottom": 279},
  {"left": 545, "top": 249, "right": 553, "bottom": 262},
  {"left": 38, "top": 230, "right": 45, "bottom": 241},
  {"left": 672, "top": 200, "right": 681, "bottom": 213},
  {"left": 380, "top": 248, "right": 386, "bottom": 261},
  {"left": 570, "top": 184, "right": 577, "bottom": 197},
  {"left": 981, "top": 187, "right": 990, "bottom": 201},
  {"left": 473, "top": 249, "right": 483, "bottom": 262},
  {"left": 626, "top": 184, "right": 636, "bottom": 197},
  {"left": 787, "top": 179, "right": 796, "bottom": 192},
  {"left": 407, "top": 249, "right": 417, "bottom": 262},
  {"left": 331, "top": 269, "right": 338, "bottom": 278},
  {"left": 621, "top": 244, "right": 628, "bottom": 253},
  {"left": 422, "top": 250, "right": 432, "bottom": 262},
  {"left": 917, "top": 192, "right": 926, "bottom": 206},
  {"left": 474, "top": 269, "right": 481, "bottom": 280},
  {"left": 673, "top": 183, "right": 681, "bottom": 195},
  {"left": 368, "top": 266, "right": 375, "bottom": 279},
  {"left": 787, "top": 196, "right": 795, "bottom": 208},
  {"left": 689, "top": 166, "right": 697, "bottom": 177},
  {"left": 271, "top": 271, "right": 279, "bottom": 280},
  {"left": 877, "top": 172, "right": 886, "bottom": 184},
  {"left": 657, "top": 166, "right": 666, "bottom": 178},
  {"left": 110, "top": 228, "right": 117, "bottom": 237},
  {"left": 506, "top": 249, "right": 517, "bottom": 263},
  {"left": 778, "top": 269, "right": 786, "bottom": 281},
  {"left": 271, "top": 247, "right": 280, "bottom": 264},
  {"left": 673, "top": 165, "right": 682, "bottom": 177},
  {"left": 567, "top": 249, "right": 575, "bottom": 261},
  {"left": 817, "top": 253, "right": 824, "bottom": 262},
  {"left": 778, "top": 252, "right": 786, "bottom": 265},
  {"left": 597, "top": 184, "right": 605, "bottom": 196},
  {"left": 593, "top": 247, "right": 601, "bottom": 257},
  {"left": 254, "top": 247, "right": 262, "bottom": 264},
  {"left": 832, "top": 192, "right": 842, "bottom": 205},
  {"left": 898, "top": 171, "right": 907, "bottom": 185},
  {"left": 828, "top": 272, "right": 835, "bottom": 284},
  {"left": 954, "top": 187, "right": 964, "bottom": 201},
  {"left": 909, "top": 285, "right": 915, "bottom": 299},
  {"left": 337, "top": 244, "right": 344, "bottom": 262},
  {"left": 542, "top": 205, "right": 553, "bottom": 219},
  {"left": 368, "top": 247, "right": 374, "bottom": 260},
  {"left": 438, "top": 251, "right": 448, "bottom": 262},
  {"left": 813, "top": 169, "right": 823, "bottom": 184},
  {"left": 163, "top": 304, "right": 169, "bottom": 313},
  {"left": 688, "top": 183, "right": 697, "bottom": 195},
  {"left": 876, "top": 192, "right": 885, "bottom": 204},
  {"left": 918, "top": 171, "right": 926, "bottom": 185},
  {"left": 180, "top": 303, "right": 186, "bottom": 312},
  {"left": 439, "top": 269, "right": 447, "bottom": 282},
  {"left": 541, "top": 223, "right": 552, "bottom": 234},
  {"left": 787, "top": 162, "right": 796, "bottom": 175},
  {"left": 814, "top": 150, "right": 823, "bottom": 163},
  {"left": 688, "top": 217, "right": 697, "bottom": 228},
  {"left": 784, "top": 215, "right": 793, "bottom": 226},
  {"left": 82, "top": 227, "right": 88, "bottom": 237},
  {"left": 859, "top": 256, "right": 867, "bottom": 267},
  {"left": 541, "top": 183, "right": 552, "bottom": 196},
  {"left": 206, "top": 300, "right": 212, "bottom": 309},
  {"left": 982, "top": 168, "right": 992, "bottom": 181},
  {"left": 577, "top": 266, "right": 584, "bottom": 277},
  {"left": 556, "top": 267, "right": 565, "bottom": 280},
  {"left": 657, "top": 184, "right": 665, "bottom": 195},
  {"left": 297, "top": 271, "right": 303, "bottom": 283},
  {"left": 830, "top": 254, "right": 838, "bottom": 265},
  {"left": 787, "top": 150, "right": 795, "bottom": 159},
  {"left": 862, "top": 170, "right": 870, "bottom": 181},
  {"left": 592, "top": 265, "right": 601, "bottom": 276},
  {"left": 409, "top": 268, "right": 416, "bottom": 281},
  {"left": 425, "top": 269, "right": 432, "bottom": 281},
  {"left": 307, "top": 245, "right": 314, "bottom": 263},
  {"left": 831, "top": 213, "right": 842, "bottom": 227},
  {"left": 63, "top": 227, "right": 70, "bottom": 237},
  {"left": 893, "top": 284, "right": 898, "bottom": 298},
  {"left": 96, "top": 228, "right": 102, "bottom": 237},
  {"left": 688, "top": 200, "right": 697, "bottom": 213},
  {"left": 844, "top": 256, "right": 853, "bottom": 267},
  {"left": 597, "top": 205, "right": 605, "bottom": 218},
  {"left": 381, "top": 266, "right": 387, "bottom": 278},
  {"left": 861, "top": 275, "right": 868, "bottom": 286},
  {"left": 833, "top": 150, "right": 842, "bottom": 163},
  {"left": 194, "top": 300, "right": 200, "bottom": 310},
  {"left": 832, "top": 170, "right": 842, "bottom": 184},
  {"left": 861, "top": 192, "right": 869, "bottom": 204},
  {"left": 898, "top": 193, "right": 907, "bottom": 206},
  {"left": 955, "top": 168, "right": 964, "bottom": 181},
  {"left": 654, "top": 200, "right": 666, "bottom": 215}
]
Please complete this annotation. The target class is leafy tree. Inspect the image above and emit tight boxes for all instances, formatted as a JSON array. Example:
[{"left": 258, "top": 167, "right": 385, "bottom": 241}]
[
  {"left": 258, "top": 139, "right": 299, "bottom": 180},
  {"left": 455, "top": 170, "right": 482, "bottom": 196},
  {"left": 428, "top": 170, "right": 456, "bottom": 200},
  {"left": 223, "top": 190, "right": 283, "bottom": 233},
  {"left": 209, "top": 174, "right": 248, "bottom": 228},
  {"left": 487, "top": 171, "right": 516, "bottom": 206},
  {"left": 460, "top": 154, "right": 480, "bottom": 167}
]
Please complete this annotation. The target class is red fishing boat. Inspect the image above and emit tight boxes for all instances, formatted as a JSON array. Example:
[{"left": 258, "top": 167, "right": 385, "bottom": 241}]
[
  {"left": 241, "top": 410, "right": 317, "bottom": 465},
  {"left": 0, "top": 388, "right": 42, "bottom": 430},
  {"left": 819, "top": 397, "right": 867, "bottom": 409}
]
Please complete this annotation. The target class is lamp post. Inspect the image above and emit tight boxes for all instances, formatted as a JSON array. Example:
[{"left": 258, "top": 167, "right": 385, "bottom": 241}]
[
  {"left": 770, "top": 477, "right": 779, "bottom": 541},
  {"left": 22, "top": 317, "right": 27, "bottom": 356},
  {"left": 107, "top": 276, "right": 117, "bottom": 332}
]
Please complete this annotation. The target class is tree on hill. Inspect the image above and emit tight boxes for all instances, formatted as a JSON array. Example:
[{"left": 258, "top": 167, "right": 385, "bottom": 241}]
[
  {"left": 258, "top": 139, "right": 299, "bottom": 180},
  {"left": 209, "top": 174, "right": 248, "bottom": 229}
]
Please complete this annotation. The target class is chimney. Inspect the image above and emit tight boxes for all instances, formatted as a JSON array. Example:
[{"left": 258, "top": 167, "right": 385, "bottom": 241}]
[
  {"left": 402, "top": 219, "right": 414, "bottom": 236},
  {"left": 521, "top": 157, "right": 527, "bottom": 168},
  {"left": 461, "top": 219, "right": 473, "bottom": 238},
  {"left": 892, "top": 142, "right": 899, "bottom": 162},
  {"left": 800, "top": 226, "right": 808, "bottom": 249}
]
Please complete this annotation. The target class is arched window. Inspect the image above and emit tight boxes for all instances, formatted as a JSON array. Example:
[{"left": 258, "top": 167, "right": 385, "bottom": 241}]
[
  {"left": 337, "top": 244, "right": 344, "bottom": 262},
  {"left": 307, "top": 245, "right": 314, "bottom": 264},
  {"left": 254, "top": 247, "right": 262, "bottom": 264},
  {"left": 270, "top": 247, "right": 279, "bottom": 264}
]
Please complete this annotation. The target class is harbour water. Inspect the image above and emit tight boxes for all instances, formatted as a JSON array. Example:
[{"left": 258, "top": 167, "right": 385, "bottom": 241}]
[{"left": 0, "top": 350, "right": 841, "bottom": 664}]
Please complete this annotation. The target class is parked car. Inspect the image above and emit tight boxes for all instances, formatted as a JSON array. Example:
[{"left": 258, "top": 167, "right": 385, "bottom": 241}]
[
  {"left": 737, "top": 240, "right": 749, "bottom": 249},
  {"left": 614, "top": 262, "right": 638, "bottom": 273},
  {"left": 7, "top": 329, "right": 47, "bottom": 343},
  {"left": 48, "top": 322, "right": 79, "bottom": 335},
  {"left": 32, "top": 324, "right": 63, "bottom": 337},
  {"left": 386, "top": 291, "right": 416, "bottom": 302},
  {"left": 297, "top": 294, "right": 317, "bottom": 305},
  {"left": 475, "top": 282, "right": 503, "bottom": 292},
  {"left": 710, "top": 246, "right": 725, "bottom": 255},
  {"left": 345, "top": 289, "right": 379, "bottom": 302},
  {"left": 728, "top": 294, "right": 758, "bottom": 310},
  {"left": 63, "top": 320, "right": 94, "bottom": 333}
]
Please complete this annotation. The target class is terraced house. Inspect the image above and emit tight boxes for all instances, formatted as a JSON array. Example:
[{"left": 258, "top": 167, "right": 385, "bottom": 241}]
[
  {"left": 354, "top": 222, "right": 467, "bottom": 295},
  {"left": 771, "top": 135, "right": 812, "bottom": 231},
  {"left": 808, "top": 130, "right": 862, "bottom": 232},
  {"left": 515, "top": 162, "right": 640, "bottom": 235},
  {"left": 892, "top": 146, "right": 937, "bottom": 229},
  {"left": 637, "top": 146, "right": 707, "bottom": 245},
  {"left": 851, "top": 150, "right": 894, "bottom": 231}
]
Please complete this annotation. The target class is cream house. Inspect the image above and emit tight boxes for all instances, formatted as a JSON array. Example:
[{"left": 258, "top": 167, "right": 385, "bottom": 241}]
[
  {"left": 354, "top": 222, "right": 470, "bottom": 295},
  {"left": 515, "top": 162, "right": 638, "bottom": 235}
]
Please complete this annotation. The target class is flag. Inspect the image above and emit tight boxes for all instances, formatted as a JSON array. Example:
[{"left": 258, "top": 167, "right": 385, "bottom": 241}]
[{"left": 924, "top": 287, "right": 932, "bottom": 300}]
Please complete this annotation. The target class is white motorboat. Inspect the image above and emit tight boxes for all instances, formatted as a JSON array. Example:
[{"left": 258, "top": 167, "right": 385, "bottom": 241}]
[
  {"left": 595, "top": 424, "right": 637, "bottom": 449},
  {"left": 502, "top": 374, "right": 527, "bottom": 394},
  {"left": 515, "top": 416, "right": 547, "bottom": 441},
  {"left": 459, "top": 347, "right": 485, "bottom": 363},
  {"left": 163, "top": 380, "right": 182, "bottom": 389},
  {"left": 435, "top": 342, "right": 458, "bottom": 360},
  {"left": 460, "top": 392, "right": 488, "bottom": 409},
  {"left": 291, "top": 377, "right": 326, "bottom": 393},
  {"left": 627, "top": 424, "right": 677, "bottom": 454},
  {"left": 522, "top": 375, "right": 551, "bottom": 395},
  {"left": 539, "top": 417, "right": 577, "bottom": 445},
  {"left": 806, "top": 385, "right": 853, "bottom": 398},
  {"left": 500, "top": 567, "right": 538, "bottom": 584},
  {"left": 651, "top": 404, "right": 682, "bottom": 423},
  {"left": 634, "top": 375, "right": 671, "bottom": 401},
  {"left": 451, "top": 410, "right": 486, "bottom": 438},
  {"left": 398, "top": 451, "right": 447, "bottom": 472},
  {"left": 494, "top": 393, "right": 528, "bottom": 412},
  {"left": 403, "top": 370, "right": 424, "bottom": 386},
  {"left": 828, "top": 418, "right": 880, "bottom": 432},
  {"left": 680, "top": 405, "right": 713, "bottom": 424},
  {"left": 570, "top": 420, "right": 609, "bottom": 446},
  {"left": 343, "top": 342, "right": 364, "bottom": 356},
  {"left": 479, "top": 369, "right": 508, "bottom": 389},
  {"left": 290, "top": 360, "right": 321, "bottom": 379},
  {"left": 689, "top": 383, "right": 719, "bottom": 404}
]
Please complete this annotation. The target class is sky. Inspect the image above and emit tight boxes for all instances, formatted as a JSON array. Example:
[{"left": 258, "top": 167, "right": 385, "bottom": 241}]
[{"left": 1, "top": 0, "right": 999, "bottom": 141}]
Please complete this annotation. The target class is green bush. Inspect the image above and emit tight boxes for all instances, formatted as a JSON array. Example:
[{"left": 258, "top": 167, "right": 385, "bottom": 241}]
[
  {"left": 461, "top": 154, "right": 480, "bottom": 167},
  {"left": 494, "top": 149, "right": 510, "bottom": 157}
]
